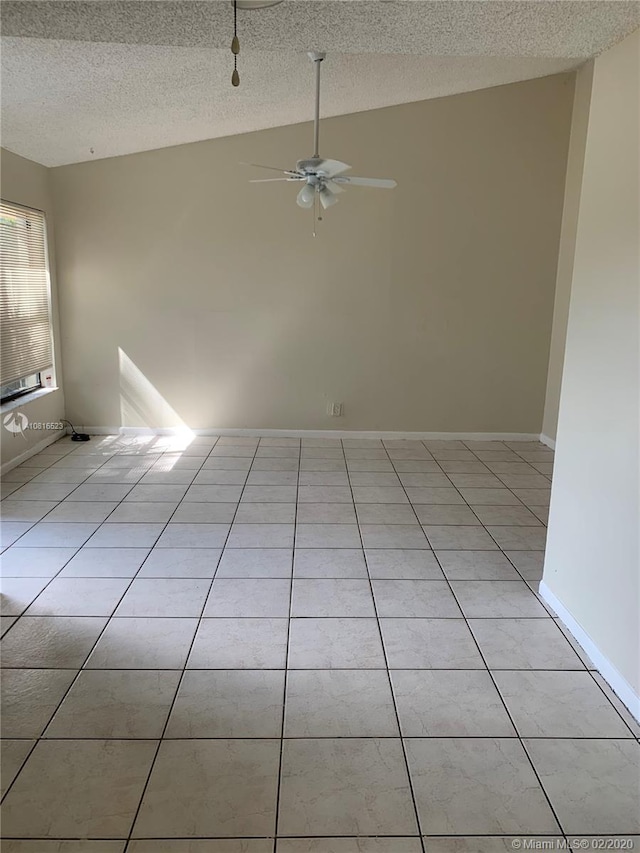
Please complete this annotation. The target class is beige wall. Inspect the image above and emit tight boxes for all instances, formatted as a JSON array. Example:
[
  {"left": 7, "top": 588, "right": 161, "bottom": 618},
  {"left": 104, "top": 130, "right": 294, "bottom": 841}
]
[
  {"left": 542, "top": 30, "right": 640, "bottom": 707},
  {"left": 1, "top": 148, "right": 66, "bottom": 467},
  {"left": 541, "top": 63, "right": 594, "bottom": 443},
  {"left": 51, "top": 74, "right": 574, "bottom": 433}
]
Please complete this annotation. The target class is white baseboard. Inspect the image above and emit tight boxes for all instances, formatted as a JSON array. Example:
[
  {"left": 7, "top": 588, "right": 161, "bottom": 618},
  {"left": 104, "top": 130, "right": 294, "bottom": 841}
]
[
  {"left": 1, "top": 428, "right": 66, "bottom": 475},
  {"left": 539, "top": 581, "right": 640, "bottom": 722},
  {"left": 81, "top": 426, "right": 543, "bottom": 441},
  {"left": 539, "top": 433, "right": 556, "bottom": 450}
]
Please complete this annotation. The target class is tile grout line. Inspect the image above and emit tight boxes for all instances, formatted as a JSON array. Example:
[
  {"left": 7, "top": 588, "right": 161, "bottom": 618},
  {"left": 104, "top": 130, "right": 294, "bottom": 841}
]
[
  {"left": 459, "top": 443, "right": 634, "bottom": 827},
  {"left": 417, "top": 440, "right": 568, "bottom": 839},
  {"left": 7, "top": 435, "right": 635, "bottom": 840},
  {"left": 392, "top": 443, "right": 512, "bottom": 551},
  {"left": 11, "top": 438, "right": 146, "bottom": 516},
  {"left": 431, "top": 556, "right": 570, "bottom": 839},
  {"left": 0, "top": 664, "right": 603, "bottom": 670},
  {"left": 461, "top": 444, "right": 555, "bottom": 615},
  {"left": 3, "top": 734, "right": 632, "bottom": 741},
  {"left": 0, "top": 539, "right": 160, "bottom": 803},
  {"left": 486, "top": 458, "right": 638, "bottom": 736},
  {"left": 2, "top": 439, "right": 187, "bottom": 604},
  {"left": 4, "top": 614, "right": 587, "bottom": 620},
  {"left": 486, "top": 442, "right": 552, "bottom": 521},
  {"left": 9, "top": 837, "right": 623, "bottom": 849},
  {"left": 459, "top": 439, "right": 550, "bottom": 519},
  {"left": 8, "top": 440, "right": 205, "bottom": 616},
  {"left": 120, "top": 434, "right": 263, "bottom": 851},
  {"left": 0, "top": 438, "right": 216, "bottom": 805},
  {"left": 1, "top": 444, "right": 137, "bottom": 617},
  {"left": 271, "top": 435, "right": 301, "bottom": 849},
  {"left": 0, "top": 440, "right": 81, "bottom": 500},
  {"left": 1, "top": 436, "right": 204, "bottom": 803},
  {"left": 347, "top": 438, "right": 428, "bottom": 851},
  {"left": 471, "top": 447, "right": 637, "bottom": 736},
  {"left": 410, "top": 439, "right": 544, "bottom": 595},
  {"left": 1, "top": 442, "right": 182, "bottom": 801},
  {"left": 1, "top": 437, "right": 226, "bottom": 630},
  {"left": 580, "top": 673, "right": 639, "bottom": 738},
  {"left": 392, "top": 439, "right": 566, "bottom": 838}
]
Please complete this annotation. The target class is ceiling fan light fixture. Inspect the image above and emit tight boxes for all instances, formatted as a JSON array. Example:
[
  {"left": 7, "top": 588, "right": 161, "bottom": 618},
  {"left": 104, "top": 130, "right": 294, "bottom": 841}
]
[
  {"left": 319, "top": 186, "right": 338, "bottom": 209},
  {"left": 297, "top": 184, "right": 316, "bottom": 209}
]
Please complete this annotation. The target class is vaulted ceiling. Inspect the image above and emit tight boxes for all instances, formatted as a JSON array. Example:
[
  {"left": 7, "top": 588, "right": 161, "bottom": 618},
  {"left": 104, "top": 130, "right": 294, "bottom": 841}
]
[{"left": 2, "top": 1, "right": 639, "bottom": 166}]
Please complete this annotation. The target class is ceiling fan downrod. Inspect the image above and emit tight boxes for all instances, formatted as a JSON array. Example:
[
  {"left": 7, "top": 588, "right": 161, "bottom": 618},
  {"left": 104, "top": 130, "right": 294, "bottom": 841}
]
[
  {"left": 308, "top": 51, "right": 326, "bottom": 159},
  {"left": 242, "top": 50, "right": 397, "bottom": 230}
]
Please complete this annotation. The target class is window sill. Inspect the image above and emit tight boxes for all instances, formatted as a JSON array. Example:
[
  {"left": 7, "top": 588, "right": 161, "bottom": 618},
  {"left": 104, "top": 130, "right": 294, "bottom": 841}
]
[{"left": 1, "top": 386, "right": 60, "bottom": 414}]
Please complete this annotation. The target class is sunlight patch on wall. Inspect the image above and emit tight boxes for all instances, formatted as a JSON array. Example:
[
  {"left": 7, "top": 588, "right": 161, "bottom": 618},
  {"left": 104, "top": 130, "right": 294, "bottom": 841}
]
[{"left": 118, "top": 347, "right": 194, "bottom": 443}]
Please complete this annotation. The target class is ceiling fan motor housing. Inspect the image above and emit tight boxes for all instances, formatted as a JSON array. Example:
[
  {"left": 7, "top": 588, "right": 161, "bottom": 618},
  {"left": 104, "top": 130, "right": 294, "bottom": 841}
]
[{"left": 297, "top": 158, "right": 327, "bottom": 176}]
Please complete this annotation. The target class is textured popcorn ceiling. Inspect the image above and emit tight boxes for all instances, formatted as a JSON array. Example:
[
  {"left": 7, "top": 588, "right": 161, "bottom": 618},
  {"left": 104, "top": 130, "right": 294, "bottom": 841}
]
[{"left": 1, "top": 1, "right": 639, "bottom": 166}]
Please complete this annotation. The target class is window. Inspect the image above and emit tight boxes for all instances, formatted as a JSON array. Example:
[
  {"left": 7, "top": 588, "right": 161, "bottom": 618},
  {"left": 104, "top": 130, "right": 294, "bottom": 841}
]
[
  {"left": 0, "top": 372, "right": 42, "bottom": 403},
  {"left": 0, "top": 200, "right": 54, "bottom": 403}
]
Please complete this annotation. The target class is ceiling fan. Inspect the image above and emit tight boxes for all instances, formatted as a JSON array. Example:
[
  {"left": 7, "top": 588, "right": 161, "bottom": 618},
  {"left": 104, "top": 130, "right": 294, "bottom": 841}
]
[{"left": 245, "top": 52, "right": 397, "bottom": 224}]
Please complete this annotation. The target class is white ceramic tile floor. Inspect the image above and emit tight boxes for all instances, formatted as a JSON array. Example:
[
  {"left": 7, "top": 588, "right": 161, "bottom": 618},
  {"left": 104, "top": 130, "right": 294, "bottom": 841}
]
[{"left": 1, "top": 434, "right": 638, "bottom": 849}]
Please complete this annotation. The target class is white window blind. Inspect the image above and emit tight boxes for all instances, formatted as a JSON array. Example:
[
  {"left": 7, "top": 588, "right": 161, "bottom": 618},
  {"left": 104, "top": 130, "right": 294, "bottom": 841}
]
[{"left": 1, "top": 200, "right": 53, "bottom": 386}]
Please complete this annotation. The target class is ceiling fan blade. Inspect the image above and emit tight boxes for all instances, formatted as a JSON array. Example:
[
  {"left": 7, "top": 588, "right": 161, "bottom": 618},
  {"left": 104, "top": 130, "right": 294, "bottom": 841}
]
[
  {"left": 314, "top": 159, "right": 351, "bottom": 177},
  {"left": 333, "top": 176, "right": 397, "bottom": 189},
  {"left": 326, "top": 179, "right": 345, "bottom": 194},
  {"left": 240, "top": 161, "right": 299, "bottom": 176},
  {"left": 297, "top": 185, "right": 315, "bottom": 209},
  {"left": 249, "top": 178, "right": 302, "bottom": 182}
]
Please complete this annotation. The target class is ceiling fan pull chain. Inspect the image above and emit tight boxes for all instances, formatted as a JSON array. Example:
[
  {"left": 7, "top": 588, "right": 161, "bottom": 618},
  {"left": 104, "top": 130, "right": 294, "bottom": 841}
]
[{"left": 231, "top": 1, "right": 240, "bottom": 86}]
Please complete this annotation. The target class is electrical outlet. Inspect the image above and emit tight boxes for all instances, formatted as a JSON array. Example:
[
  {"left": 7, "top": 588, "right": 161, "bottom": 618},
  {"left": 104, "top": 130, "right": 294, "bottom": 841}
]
[{"left": 327, "top": 402, "right": 344, "bottom": 417}]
